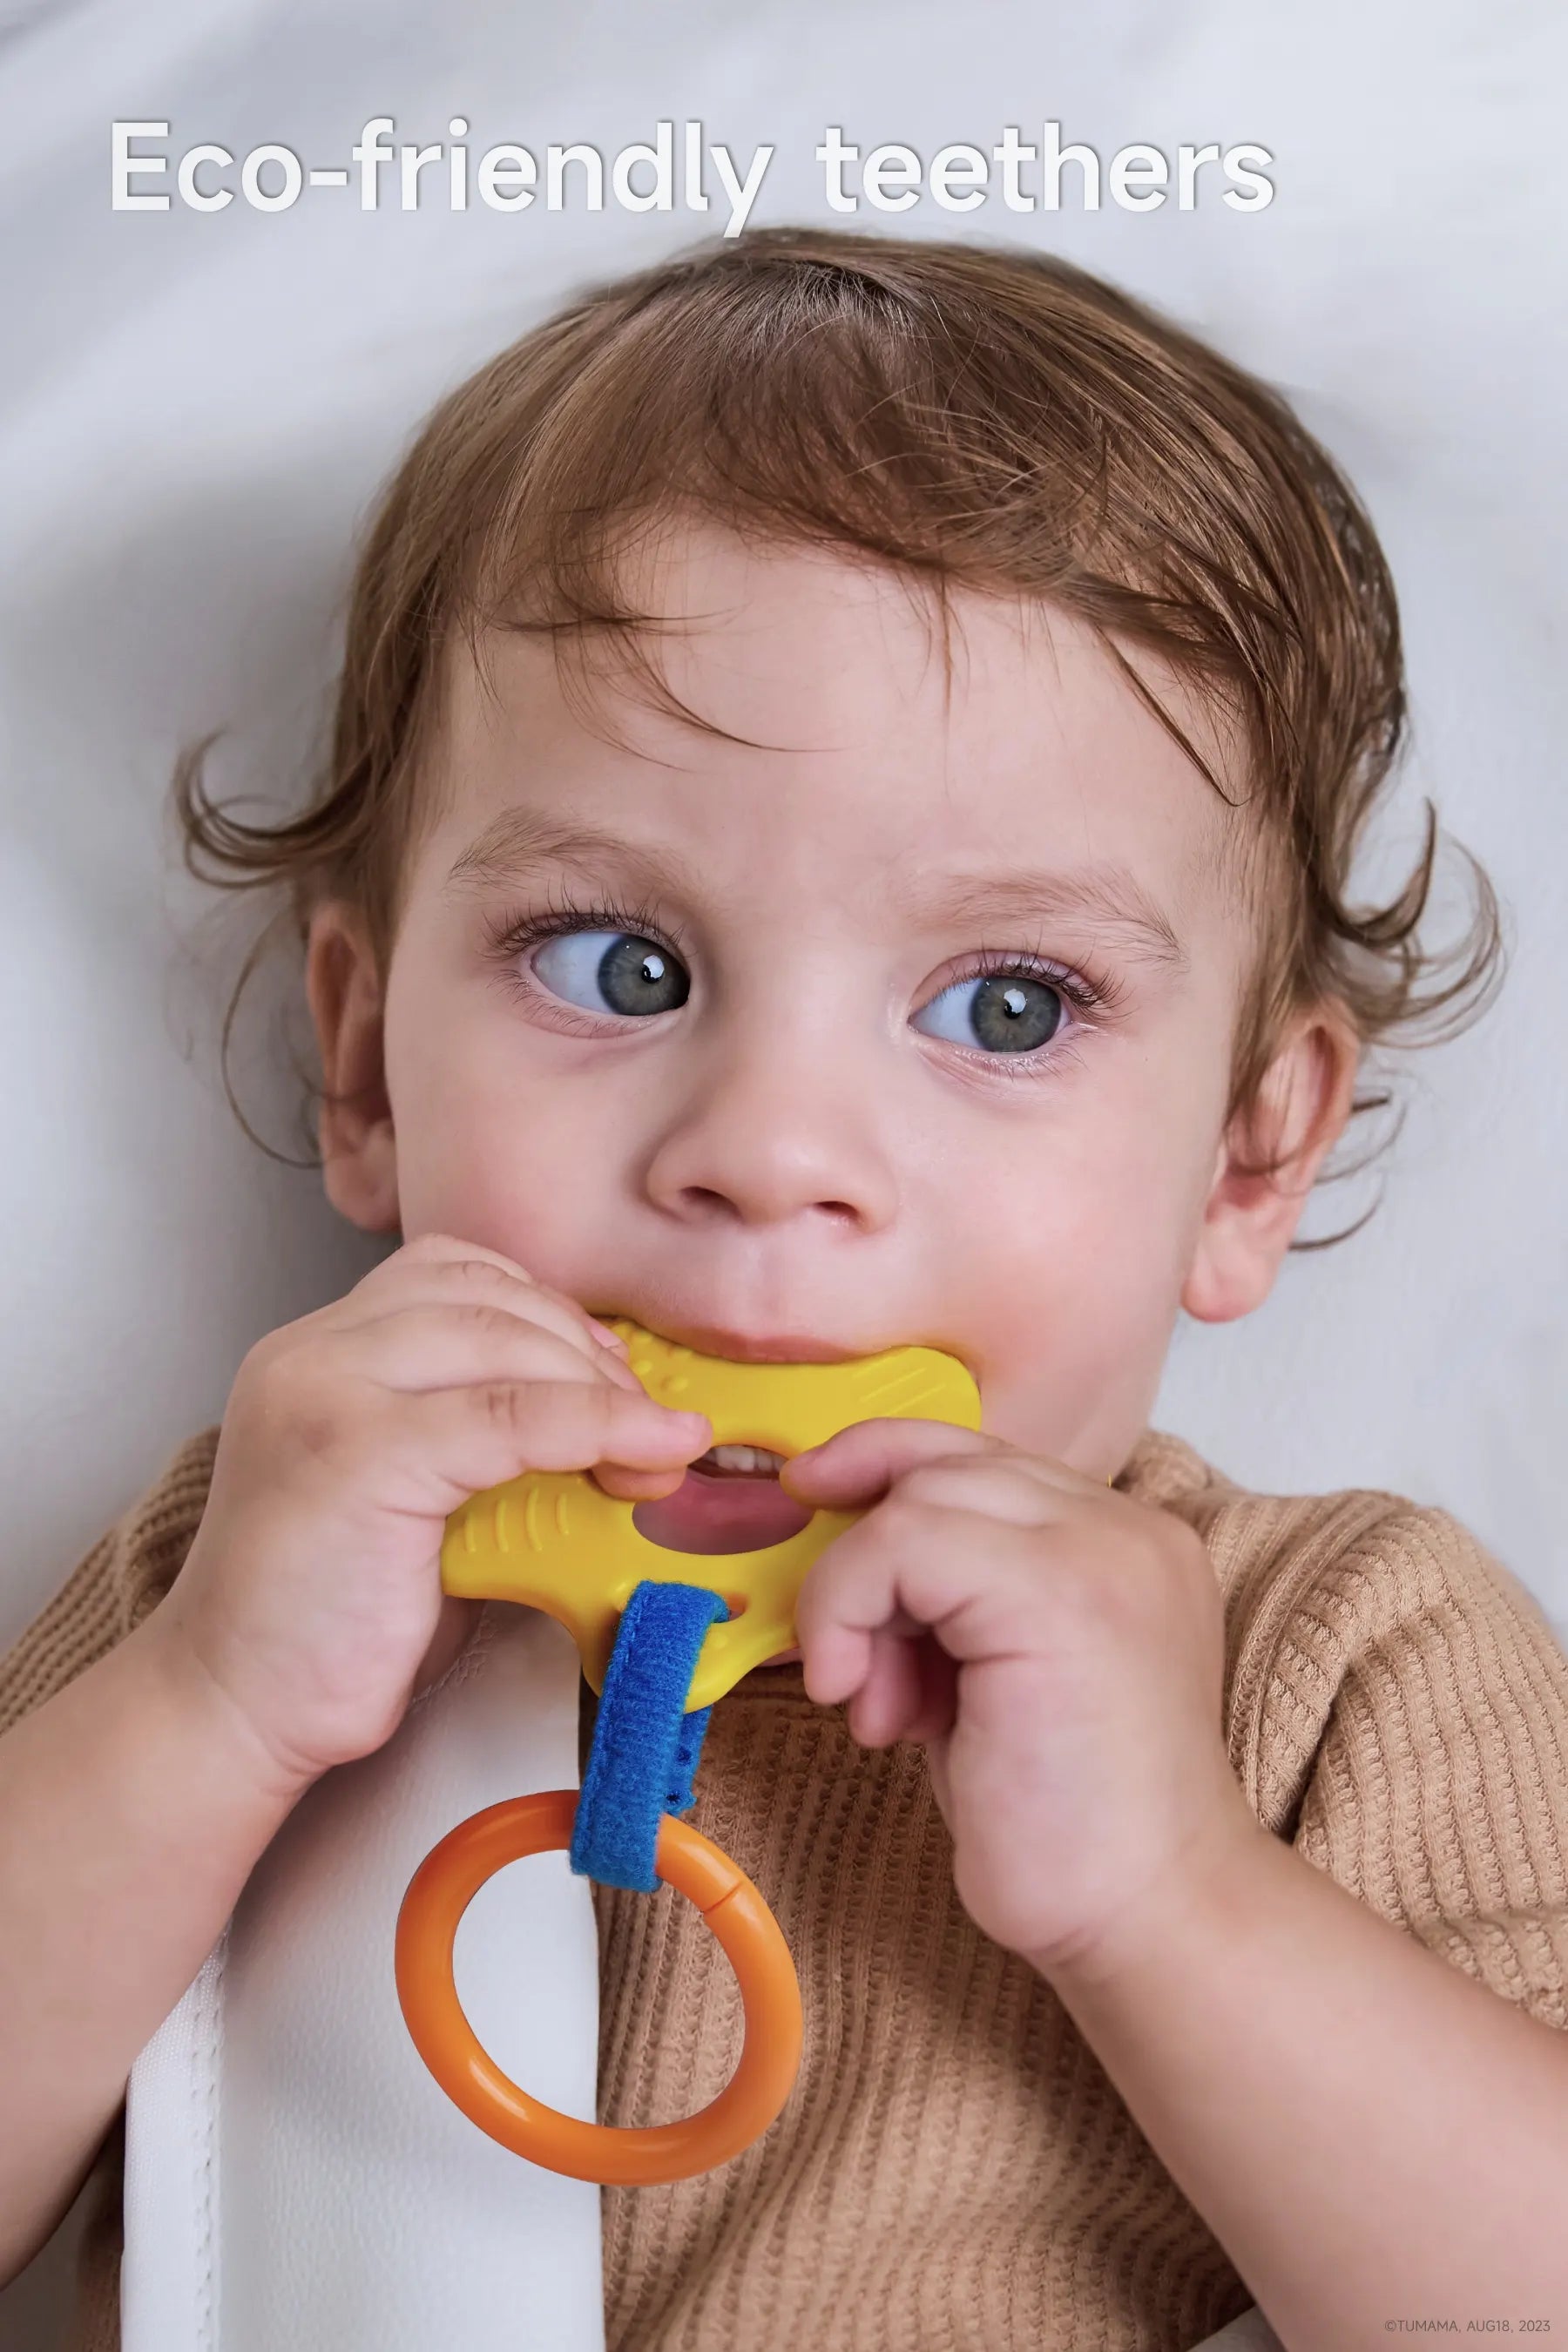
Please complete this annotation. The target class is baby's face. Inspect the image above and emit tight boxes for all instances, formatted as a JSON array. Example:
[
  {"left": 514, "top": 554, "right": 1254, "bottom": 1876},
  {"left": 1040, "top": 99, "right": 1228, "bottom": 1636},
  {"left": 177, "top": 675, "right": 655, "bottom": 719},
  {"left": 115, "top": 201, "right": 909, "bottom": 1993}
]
[{"left": 368, "top": 522, "right": 1263, "bottom": 1481}]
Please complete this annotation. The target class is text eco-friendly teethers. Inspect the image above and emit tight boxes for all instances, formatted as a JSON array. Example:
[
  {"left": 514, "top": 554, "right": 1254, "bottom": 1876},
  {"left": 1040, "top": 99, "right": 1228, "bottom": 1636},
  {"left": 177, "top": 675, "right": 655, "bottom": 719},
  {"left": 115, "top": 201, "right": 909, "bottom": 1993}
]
[{"left": 396, "top": 1318, "right": 981, "bottom": 2184}]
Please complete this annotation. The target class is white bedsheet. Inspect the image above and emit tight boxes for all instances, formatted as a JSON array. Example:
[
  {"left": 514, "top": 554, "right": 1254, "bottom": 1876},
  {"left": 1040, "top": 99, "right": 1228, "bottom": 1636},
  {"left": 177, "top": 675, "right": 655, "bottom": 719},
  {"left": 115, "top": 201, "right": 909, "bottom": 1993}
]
[{"left": 120, "top": 1605, "right": 605, "bottom": 2352}]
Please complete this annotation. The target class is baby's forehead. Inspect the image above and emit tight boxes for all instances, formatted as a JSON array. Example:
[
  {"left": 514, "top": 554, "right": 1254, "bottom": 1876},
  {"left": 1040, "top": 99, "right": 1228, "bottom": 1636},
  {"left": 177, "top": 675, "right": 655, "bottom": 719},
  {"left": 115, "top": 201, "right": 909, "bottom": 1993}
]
[{"left": 428, "top": 551, "right": 1251, "bottom": 936}]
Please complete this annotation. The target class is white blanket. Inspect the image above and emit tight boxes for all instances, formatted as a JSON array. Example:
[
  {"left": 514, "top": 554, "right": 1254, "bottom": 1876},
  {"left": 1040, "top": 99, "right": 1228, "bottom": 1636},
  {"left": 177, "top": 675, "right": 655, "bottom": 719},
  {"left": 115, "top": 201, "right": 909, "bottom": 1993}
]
[{"left": 121, "top": 1603, "right": 605, "bottom": 2352}]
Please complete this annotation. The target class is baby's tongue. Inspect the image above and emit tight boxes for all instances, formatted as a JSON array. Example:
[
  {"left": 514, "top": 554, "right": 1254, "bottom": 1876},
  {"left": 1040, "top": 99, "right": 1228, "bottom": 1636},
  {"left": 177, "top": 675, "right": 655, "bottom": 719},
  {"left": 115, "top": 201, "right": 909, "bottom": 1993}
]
[{"left": 631, "top": 1455, "right": 814, "bottom": 1557}]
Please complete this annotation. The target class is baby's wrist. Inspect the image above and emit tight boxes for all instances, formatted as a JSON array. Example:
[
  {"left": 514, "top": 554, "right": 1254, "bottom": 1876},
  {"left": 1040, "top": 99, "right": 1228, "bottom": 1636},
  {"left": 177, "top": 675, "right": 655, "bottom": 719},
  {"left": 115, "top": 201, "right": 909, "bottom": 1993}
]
[
  {"left": 129, "top": 1606, "right": 321, "bottom": 1815},
  {"left": 1027, "top": 1798, "right": 1269, "bottom": 1996}
]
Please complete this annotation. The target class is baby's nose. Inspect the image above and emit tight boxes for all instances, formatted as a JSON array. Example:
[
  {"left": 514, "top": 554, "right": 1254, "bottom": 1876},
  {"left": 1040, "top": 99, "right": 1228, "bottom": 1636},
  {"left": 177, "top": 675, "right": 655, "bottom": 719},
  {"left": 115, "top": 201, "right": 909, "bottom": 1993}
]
[{"left": 639, "top": 1048, "right": 900, "bottom": 1233}]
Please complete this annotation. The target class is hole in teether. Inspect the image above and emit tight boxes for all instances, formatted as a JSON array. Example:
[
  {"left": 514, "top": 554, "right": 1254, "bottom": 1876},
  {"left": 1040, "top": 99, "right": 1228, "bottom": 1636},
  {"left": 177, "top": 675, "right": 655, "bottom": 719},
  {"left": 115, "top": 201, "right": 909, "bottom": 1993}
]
[
  {"left": 630, "top": 1471, "right": 814, "bottom": 1557},
  {"left": 722, "top": 1593, "right": 748, "bottom": 1619}
]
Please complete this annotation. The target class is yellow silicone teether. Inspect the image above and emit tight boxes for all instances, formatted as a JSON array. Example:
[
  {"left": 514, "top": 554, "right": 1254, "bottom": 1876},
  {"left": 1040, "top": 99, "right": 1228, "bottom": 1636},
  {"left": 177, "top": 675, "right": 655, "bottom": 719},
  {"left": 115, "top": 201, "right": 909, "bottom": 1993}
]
[{"left": 441, "top": 1318, "right": 982, "bottom": 1709}]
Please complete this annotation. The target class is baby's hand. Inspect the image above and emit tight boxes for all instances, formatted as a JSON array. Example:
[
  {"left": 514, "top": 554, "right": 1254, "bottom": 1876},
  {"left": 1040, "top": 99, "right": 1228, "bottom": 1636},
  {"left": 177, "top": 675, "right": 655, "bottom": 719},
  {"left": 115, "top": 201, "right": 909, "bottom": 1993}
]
[
  {"left": 780, "top": 1422, "right": 1259, "bottom": 1982},
  {"left": 149, "top": 1234, "right": 711, "bottom": 1793}
]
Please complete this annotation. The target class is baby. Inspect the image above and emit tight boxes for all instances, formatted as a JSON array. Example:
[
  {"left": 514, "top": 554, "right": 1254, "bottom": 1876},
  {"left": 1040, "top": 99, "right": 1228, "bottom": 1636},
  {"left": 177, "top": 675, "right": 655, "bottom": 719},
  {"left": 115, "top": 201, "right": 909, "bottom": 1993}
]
[{"left": 4, "top": 226, "right": 1568, "bottom": 2352}]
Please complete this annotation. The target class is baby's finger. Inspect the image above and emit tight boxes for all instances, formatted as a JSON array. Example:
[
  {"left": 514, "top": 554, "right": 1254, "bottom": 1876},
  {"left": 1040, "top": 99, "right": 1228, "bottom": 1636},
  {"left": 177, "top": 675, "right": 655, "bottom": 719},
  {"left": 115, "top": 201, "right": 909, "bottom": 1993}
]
[
  {"left": 591, "top": 1462, "right": 689, "bottom": 1500},
  {"left": 780, "top": 1418, "right": 1003, "bottom": 1508},
  {"left": 882, "top": 1456, "right": 1077, "bottom": 1530},
  {"left": 905, "top": 1636, "right": 960, "bottom": 1747},
  {"left": 843, "top": 1625, "right": 928, "bottom": 1748},
  {"left": 325, "top": 1302, "right": 648, "bottom": 1396},
  {"left": 783, "top": 1420, "right": 1092, "bottom": 1513},
  {"left": 344, "top": 1231, "right": 539, "bottom": 1297},
  {"left": 833, "top": 1625, "right": 963, "bottom": 1749},
  {"left": 795, "top": 1502, "right": 1043, "bottom": 1707},
  {"left": 385, "top": 1377, "right": 711, "bottom": 1513},
  {"left": 337, "top": 1237, "right": 624, "bottom": 1369}
]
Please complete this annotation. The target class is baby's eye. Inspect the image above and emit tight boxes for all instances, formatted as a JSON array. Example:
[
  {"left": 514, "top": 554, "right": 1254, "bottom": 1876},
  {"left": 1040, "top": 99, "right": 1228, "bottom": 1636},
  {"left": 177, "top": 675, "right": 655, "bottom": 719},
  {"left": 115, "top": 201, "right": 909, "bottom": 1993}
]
[
  {"left": 911, "top": 970, "right": 1066, "bottom": 1054},
  {"left": 532, "top": 929, "right": 691, "bottom": 1017}
]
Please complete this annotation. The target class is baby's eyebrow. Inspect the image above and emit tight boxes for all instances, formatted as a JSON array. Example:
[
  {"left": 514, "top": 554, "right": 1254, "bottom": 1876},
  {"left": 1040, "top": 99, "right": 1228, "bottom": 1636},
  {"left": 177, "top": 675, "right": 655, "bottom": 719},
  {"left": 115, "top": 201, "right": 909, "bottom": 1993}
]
[
  {"left": 443, "top": 812, "right": 706, "bottom": 902},
  {"left": 443, "top": 812, "right": 1186, "bottom": 973},
  {"left": 901, "top": 866, "right": 1188, "bottom": 974}
]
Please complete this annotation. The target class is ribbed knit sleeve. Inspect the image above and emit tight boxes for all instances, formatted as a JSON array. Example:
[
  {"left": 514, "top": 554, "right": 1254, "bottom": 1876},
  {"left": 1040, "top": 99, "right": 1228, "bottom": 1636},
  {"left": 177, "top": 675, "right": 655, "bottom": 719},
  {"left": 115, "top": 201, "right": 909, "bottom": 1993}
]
[
  {"left": 0, "top": 1427, "right": 220, "bottom": 1739},
  {"left": 1, "top": 1428, "right": 220, "bottom": 2352},
  {"left": 1287, "top": 1508, "right": 1568, "bottom": 2030}
]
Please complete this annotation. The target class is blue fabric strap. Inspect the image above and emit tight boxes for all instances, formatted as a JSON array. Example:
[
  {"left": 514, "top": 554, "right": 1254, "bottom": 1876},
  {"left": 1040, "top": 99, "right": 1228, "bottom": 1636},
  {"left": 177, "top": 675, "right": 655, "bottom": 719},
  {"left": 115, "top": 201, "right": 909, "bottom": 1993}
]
[{"left": 570, "top": 1580, "right": 728, "bottom": 1893}]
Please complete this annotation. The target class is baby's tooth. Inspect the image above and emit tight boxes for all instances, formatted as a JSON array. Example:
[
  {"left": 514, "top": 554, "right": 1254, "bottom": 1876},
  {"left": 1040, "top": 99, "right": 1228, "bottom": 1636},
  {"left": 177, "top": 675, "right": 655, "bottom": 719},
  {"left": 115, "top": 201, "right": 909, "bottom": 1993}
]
[{"left": 706, "top": 1443, "right": 786, "bottom": 1472}]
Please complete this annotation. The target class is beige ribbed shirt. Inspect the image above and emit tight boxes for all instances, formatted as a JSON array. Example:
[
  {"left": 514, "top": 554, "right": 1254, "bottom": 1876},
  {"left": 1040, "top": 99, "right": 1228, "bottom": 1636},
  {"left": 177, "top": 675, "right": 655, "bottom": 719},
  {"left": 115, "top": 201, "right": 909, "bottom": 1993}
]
[{"left": 5, "top": 1423, "right": 1568, "bottom": 2351}]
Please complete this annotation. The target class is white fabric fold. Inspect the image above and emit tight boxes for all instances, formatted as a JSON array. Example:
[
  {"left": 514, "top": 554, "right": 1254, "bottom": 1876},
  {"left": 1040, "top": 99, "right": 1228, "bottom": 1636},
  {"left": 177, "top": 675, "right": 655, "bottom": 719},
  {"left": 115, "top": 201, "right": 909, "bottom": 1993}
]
[
  {"left": 1189, "top": 2312, "right": 1286, "bottom": 2350},
  {"left": 122, "top": 1604, "right": 605, "bottom": 2352}
]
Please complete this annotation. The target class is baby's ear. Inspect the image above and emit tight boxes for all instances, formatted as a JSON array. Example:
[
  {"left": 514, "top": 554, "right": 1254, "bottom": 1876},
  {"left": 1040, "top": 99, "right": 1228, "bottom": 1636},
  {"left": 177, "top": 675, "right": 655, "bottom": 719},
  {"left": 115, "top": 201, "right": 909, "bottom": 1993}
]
[
  {"left": 304, "top": 899, "right": 401, "bottom": 1233},
  {"left": 1181, "top": 1002, "right": 1360, "bottom": 1324}
]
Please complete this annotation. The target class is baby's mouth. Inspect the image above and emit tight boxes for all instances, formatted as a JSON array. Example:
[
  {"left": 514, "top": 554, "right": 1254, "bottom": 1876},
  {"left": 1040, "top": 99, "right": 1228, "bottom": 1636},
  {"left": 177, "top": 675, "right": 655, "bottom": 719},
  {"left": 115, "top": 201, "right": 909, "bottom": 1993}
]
[
  {"left": 689, "top": 1443, "right": 787, "bottom": 1478},
  {"left": 631, "top": 1441, "right": 814, "bottom": 1559}
]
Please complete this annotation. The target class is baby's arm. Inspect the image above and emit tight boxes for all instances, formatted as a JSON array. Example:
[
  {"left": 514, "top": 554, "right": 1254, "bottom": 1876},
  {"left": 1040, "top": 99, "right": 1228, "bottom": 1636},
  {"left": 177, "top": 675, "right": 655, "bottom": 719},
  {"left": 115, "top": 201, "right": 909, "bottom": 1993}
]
[
  {"left": 0, "top": 1614, "right": 305, "bottom": 2282},
  {"left": 1044, "top": 1510, "right": 1568, "bottom": 2342},
  {"left": 0, "top": 1233, "right": 708, "bottom": 2289}
]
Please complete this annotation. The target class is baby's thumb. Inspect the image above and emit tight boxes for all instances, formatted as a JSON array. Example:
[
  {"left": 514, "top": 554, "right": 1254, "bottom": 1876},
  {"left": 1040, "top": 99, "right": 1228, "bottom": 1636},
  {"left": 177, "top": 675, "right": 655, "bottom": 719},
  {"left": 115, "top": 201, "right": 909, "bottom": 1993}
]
[{"left": 781, "top": 1416, "right": 992, "bottom": 1505}]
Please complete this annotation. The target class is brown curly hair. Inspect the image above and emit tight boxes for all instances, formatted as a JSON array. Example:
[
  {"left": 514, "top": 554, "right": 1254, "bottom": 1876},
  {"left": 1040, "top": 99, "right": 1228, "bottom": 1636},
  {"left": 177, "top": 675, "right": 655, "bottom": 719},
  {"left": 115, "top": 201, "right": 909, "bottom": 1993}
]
[{"left": 172, "top": 224, "right": 1501, "bottom": 1242}]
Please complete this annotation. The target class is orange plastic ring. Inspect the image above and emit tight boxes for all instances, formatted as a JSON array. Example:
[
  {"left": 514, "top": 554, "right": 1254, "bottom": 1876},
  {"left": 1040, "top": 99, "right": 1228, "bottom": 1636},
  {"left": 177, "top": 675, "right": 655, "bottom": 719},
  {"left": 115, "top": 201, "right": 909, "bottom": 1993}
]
[{"left": 395, "top": 1788, "right": 803, "bottom": 2184}]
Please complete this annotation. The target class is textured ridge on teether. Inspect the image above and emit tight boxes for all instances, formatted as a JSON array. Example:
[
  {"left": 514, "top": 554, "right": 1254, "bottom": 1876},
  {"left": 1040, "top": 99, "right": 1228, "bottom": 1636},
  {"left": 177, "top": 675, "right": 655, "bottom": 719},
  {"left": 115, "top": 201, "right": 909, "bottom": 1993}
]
[{"left": 441, "top": 1320, "right": 981, "bottom": 1708}]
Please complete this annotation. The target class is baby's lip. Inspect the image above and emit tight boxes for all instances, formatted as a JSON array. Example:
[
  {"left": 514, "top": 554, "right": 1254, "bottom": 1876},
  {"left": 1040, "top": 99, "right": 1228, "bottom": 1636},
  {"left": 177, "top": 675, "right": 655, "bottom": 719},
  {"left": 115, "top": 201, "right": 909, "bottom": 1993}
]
[
  {"left": 591, "top": 1308, "right": 980, "bottom": 1385},
  {"left": 599, "top": 1312, "right": 867, "bottom": 1365}
]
